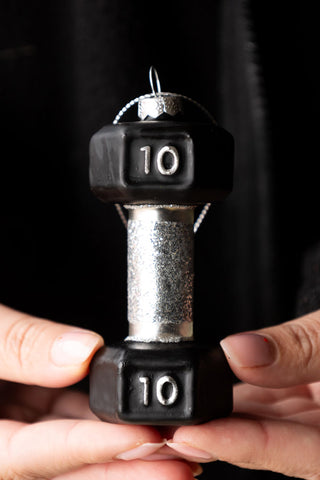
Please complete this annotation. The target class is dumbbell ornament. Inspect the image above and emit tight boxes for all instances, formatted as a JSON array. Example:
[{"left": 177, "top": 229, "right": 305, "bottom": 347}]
[{"left": 89, "top": 68, "right": 234, "bottom": 425}]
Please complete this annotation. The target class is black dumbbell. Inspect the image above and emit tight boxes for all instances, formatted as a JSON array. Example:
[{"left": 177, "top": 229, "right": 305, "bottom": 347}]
[{"left": 89, "top": 68, "right": 234, "bottom": 425}]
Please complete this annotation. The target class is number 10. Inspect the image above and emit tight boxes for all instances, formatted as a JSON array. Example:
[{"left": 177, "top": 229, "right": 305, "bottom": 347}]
[
  {"left": 139, "top": 375, "right": 179, "bottom": 406},
  {"left": 140, "top": 145, "right": 180, "bottom": 176}
]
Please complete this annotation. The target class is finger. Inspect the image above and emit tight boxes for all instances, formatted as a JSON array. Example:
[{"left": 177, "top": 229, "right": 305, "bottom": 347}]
[
  {"left": 234, "top": 383, "right": 320, "bottom": 425},
  {"left": 50, "top": 390, "right": 97, "bottom": 419},
  {"left": 54, "top": 460, "right": 199, "bottom": 480},
  {"left": 234, "top": 382, "right": 311, "bottom": 405},
  {"left": 0, "top": 388, "right": 95, "bottom": 422},
  {"left": 233, "top": 382, "right": 314, "bottom": 417},
  {"left": 0, "top": 419, "right": 164, "bottom": 479},
  {"left": 169, "top": 416, "right": 320, "bottom": 478},
  {"left": 0, "top": 403, "right": 39, "bottom": 422},
  {"left": 234, "top": 385, "right": 320, "bottom": 425},
  {"left": 235, "top": 394, "right": 318, "bottom": 420},
  {"left": 0, "top": 383, "right": 61, "bottom": 415},
  {"left": 233, "top": 384, "right": 316, "bottom": 417},
  {"left": 0, "top": 304, "right": 103, "bottom": 387},
  {"left": 284, "top": 409, "right": 320, "bottom": 425},
  {"left": 220, "top": 309, "right": 320, "bottom": 387}
]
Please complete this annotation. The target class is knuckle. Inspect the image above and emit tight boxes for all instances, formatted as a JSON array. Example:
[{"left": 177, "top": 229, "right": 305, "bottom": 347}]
[
  {"left": 251, "top": 419, "right": 272, "bottom": 465},
  {"left": 227, "top": 419, "right": 274, "bottom": 468},
  {"left": 3, "top": 429, "right": 50, "bottom": 480},
  {"left": 63, "top": 420, "right": 83, "bottom": 461},
  {"left": 11, "top": 473, "right": 46, "bottom": 480},
  {"left": 4, "top": 472, "right": 39, "bottom": 480},
  {"left": 283, "top": 319, "right": 320, "bottom": 372},
  {"left": 3, "top": 315, "right": 45, "bottom": 372}
]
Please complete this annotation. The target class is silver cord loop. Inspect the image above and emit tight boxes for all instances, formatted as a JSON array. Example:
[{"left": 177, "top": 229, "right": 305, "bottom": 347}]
[
  {"left": 149, "top": 66, "right": 162, "bottom": 96},
  {"left": 115, "top": 203, "right": 128, "bottom": 228},
  {"left": 193, "top": 203, "right": 212, "bottom": 233}
]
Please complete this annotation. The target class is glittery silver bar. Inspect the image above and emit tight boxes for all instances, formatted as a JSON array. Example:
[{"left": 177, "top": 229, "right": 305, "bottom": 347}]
[{"left": 125, "top": 205, "right": 194, "bottom": 343}]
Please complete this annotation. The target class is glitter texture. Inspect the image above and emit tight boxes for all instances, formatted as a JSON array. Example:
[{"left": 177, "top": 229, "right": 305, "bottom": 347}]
[{"left": 126, "top": 207, "right": 194, "bottom": 342}]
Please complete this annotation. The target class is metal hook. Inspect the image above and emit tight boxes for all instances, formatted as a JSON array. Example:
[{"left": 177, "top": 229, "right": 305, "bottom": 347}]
[{"left": 149, "top": 66, "right": 162, "bottom": 96}]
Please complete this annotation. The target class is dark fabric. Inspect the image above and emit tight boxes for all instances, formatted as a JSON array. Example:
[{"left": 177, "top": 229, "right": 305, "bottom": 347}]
[
  {"left": 1, "top": 1, "right": 320, "bottom": 478},
  {"left": 296, "top": 242, "right": 320, "bottom": 317}
]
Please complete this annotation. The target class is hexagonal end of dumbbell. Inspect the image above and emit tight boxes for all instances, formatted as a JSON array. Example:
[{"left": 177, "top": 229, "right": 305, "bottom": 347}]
[
  {"left": 89, "top": 121, "right": 234, "bottom": 205},
  {"left": 89, "top": 342, "right": 233, "bottom": 426}
]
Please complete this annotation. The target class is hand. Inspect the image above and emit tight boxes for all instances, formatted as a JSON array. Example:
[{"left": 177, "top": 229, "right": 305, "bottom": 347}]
[
  {"left": 0, "top": 304, "right": 200, "bottom": 480},
  {"left": 166, "top": 310, "right": 320, "bottom": 479}
]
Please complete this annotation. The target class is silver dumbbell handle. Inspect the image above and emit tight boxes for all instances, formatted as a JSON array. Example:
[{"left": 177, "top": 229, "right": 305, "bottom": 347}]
[{"left": 125, "top": 205, "right": 195, "bottom": 343}]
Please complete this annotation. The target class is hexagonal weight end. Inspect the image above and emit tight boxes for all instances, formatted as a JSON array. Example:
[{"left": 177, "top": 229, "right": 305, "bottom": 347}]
[
  {"left": 89, "top": 121, "right": 234, "bottom": 205},
  {"left": 89, "top": 342, "right": 233, "bottom": 426}
]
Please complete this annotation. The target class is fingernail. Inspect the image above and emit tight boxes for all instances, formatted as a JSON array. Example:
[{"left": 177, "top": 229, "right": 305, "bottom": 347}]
[
  {"left": 220, "top": 333, "right": 276, "bottom": 367},
  {"left": 51, "top": 330, "right": 102, "bottom": 367},
  {"left": 167, "top": 442, "right": 213, "bottom": 461},
  {"left": 191, "top": 463, "right": 204, "bottom": 477},
  {"left": 116, "top": 442, "right": 166, "bottom": 461}
]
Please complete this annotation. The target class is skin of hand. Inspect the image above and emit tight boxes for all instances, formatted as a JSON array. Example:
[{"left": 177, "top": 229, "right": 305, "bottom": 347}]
[
  {"left": 0, "top": 304, "right": 201, "bottom": 480},
  {"left": 163, "top": 310, "right": 320, "bottom": 479}
]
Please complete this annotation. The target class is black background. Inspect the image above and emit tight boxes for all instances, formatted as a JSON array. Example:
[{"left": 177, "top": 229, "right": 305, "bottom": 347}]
[{"left": 1, "top": 1, "right": 319, "bottom": 478}]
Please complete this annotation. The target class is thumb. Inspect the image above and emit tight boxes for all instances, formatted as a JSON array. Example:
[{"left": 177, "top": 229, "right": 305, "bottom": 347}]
[
  {"left": 0, "top": 304, "right": 104, "bottom": 388},
  {"left": 220, "top": 310, "right": 320, "bottom": 388}
]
